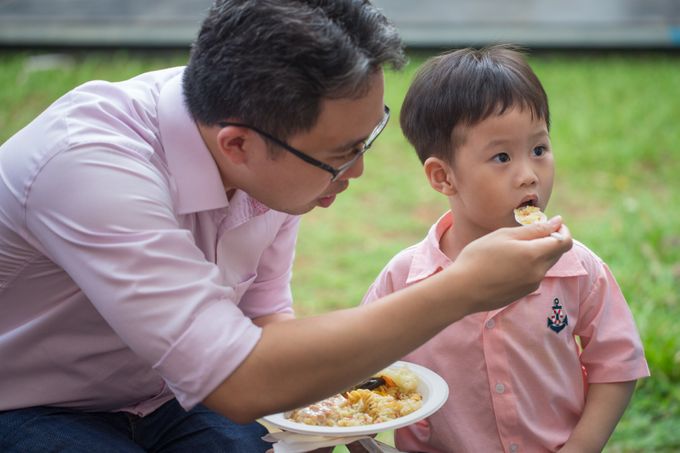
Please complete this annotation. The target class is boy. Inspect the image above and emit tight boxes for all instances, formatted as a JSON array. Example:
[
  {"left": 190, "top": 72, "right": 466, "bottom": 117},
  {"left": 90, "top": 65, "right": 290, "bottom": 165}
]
[{"left": 362, "top": 46, "right": 649, "bottom": 452}]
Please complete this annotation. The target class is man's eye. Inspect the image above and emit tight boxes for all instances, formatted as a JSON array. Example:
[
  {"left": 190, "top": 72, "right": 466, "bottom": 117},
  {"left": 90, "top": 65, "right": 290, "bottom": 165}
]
[
  {"left": 339, "top": 146, "right": 363, "bottom": 161},
  {"left": 493, "top": 153, "right": 510, "bottom": 163}
]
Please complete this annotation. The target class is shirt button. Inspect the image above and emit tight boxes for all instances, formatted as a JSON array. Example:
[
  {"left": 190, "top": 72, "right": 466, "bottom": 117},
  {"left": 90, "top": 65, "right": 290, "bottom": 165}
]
[
  {"left": 485, "top": 319, "right": 495, "bottom": 329},
  {"left": 495, "top": 383, "right": 505, "bottom": 394},
  {"left": 510, "top": 444, "right": 519, "bottom": 452}
]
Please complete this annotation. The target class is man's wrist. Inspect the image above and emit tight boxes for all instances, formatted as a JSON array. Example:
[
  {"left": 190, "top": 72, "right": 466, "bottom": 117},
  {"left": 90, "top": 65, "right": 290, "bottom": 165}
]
[{"left": 421, "top": 262, "right": 480, "bottom": 321}]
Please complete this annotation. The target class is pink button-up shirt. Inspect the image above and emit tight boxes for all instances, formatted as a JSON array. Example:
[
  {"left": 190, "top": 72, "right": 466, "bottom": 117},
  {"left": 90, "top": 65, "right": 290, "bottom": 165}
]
[
  {"left": 362, "top": 212, "right": 649, "bottom": 453},
  {"left": 0, "top": 67, "right": 299, "bottom": 415}
]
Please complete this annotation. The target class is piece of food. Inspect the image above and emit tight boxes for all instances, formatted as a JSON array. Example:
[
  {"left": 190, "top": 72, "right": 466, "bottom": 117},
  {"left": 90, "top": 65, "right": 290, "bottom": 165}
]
[
  {"left": 286, "top": 364, "right": 423, "bottom": 427},
  {"left": 514, "top": 205, "right": 547, "bottom": 225}
]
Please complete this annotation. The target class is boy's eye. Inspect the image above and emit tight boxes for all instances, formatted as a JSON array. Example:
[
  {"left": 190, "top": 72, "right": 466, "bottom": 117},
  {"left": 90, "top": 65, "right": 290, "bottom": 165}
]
[
  {"left": 493, "top": 152, "right": 510, "bottom": 163},
  {"left": 533, "top": 145, "right": 547, "bottom": 156}
]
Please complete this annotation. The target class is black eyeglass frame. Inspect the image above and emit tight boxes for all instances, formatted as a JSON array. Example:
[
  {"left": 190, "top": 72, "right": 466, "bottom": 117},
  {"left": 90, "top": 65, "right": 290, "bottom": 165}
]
[{"left": 218, "top": 105, "right": 390, "bottom": 182}]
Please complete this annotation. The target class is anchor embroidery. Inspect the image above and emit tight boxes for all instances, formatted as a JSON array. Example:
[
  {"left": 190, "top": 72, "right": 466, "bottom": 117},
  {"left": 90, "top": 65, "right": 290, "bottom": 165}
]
[{"left": 547, "top": 298, "right": 568, "bottom": 333}]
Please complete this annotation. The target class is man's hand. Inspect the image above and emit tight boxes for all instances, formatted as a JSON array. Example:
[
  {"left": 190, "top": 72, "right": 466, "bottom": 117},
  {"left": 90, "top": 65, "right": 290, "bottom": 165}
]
[{"left": 441, "top": 216, "right": 572, "bottom": 314}]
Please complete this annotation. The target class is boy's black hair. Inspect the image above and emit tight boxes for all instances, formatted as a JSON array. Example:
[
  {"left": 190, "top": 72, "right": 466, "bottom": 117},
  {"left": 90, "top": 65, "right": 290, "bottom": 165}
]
[
  {"left": 400, "top": 45, "right": 550, "bottom": 164},
  {"left": 183, "top": 0, "right": 406, "bottom": 140}
]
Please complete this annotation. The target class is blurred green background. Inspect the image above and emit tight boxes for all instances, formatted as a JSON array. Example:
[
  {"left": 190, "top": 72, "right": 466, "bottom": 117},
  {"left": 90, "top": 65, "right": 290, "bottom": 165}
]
[{"left": 1, "top": 49, "right": 678, "bottom": 451}]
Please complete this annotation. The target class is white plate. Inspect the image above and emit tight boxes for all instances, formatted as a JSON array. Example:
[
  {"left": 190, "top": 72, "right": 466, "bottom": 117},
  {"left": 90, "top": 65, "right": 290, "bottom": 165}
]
[{"left": 261, "top": 361, "right": 449, "bottom": 437}]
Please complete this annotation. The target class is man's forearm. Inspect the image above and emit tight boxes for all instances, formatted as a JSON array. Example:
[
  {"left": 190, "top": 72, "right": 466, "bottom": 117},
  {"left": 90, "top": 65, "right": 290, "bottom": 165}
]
[
  {"left": 205, "top": 220, "right": 572, "bottom": 422},
  {"left": 203, "top": 263, "right": 474, "bottom": 423}
]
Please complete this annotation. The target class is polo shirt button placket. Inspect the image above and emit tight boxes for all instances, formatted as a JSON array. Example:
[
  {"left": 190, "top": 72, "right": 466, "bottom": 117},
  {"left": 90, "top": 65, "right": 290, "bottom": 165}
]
[
  {"left": 495, "top": 383, "right": 505, "bottom": 394},
  {"left": 485, "top": 319, "right": 495, "bottom": 329},
  {"left": 509, "top": 443, "right": 519, "bottom": 452}
]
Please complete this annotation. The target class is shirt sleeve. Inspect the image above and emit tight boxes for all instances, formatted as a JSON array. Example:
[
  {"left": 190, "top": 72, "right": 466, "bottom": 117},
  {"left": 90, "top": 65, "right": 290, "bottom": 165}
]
[
  {"left": 361, "top": 248, "right": 415, "bottom": 306},
  {"left": 238, "top": 214, "right": 300, "bottom": 319},
  {"left": 23, "top": 145, "right": 262, "bottom": 409},
  {"left": 573, "top": 251, "right": 650, "bottom": 383},
  {"left": 362, "top": 271, "right": 391, "bottom": 306}
]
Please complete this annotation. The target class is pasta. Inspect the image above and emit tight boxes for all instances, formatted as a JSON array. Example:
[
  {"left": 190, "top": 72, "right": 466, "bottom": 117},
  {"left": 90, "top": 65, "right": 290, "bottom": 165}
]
[
  {"left": 514, "top": 205, "right": 547, "bottom": 225},
  {"left": 286, "top": 365, "right": 423, "bottom": 427}
]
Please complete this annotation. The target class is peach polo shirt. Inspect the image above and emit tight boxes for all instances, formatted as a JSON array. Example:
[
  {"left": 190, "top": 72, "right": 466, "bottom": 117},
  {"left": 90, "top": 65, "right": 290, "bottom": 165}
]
[{"left": 362, "top": 212, "right": 649, "bottom": 453}]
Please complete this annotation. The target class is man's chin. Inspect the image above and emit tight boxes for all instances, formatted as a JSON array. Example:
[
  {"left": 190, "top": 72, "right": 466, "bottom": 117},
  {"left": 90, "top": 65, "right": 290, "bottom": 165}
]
[
  {"left": 273, "top": 194, "right": 337, "bottom": 215},
  {"left": 317, "top": 194, "right": 337, "bottom": 208}
]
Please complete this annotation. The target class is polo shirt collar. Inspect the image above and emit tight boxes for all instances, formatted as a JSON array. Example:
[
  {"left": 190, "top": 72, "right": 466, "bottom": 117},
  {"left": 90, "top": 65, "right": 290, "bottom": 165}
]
[
  {"left": 405, "top": 211, "right": 588, "bottom": 285},
  {"left": 406, "top": 211, "right": 455, "bottom": 284},
  {"left": 545, "top": 242, "right": 588, "bottom": 278},
  {"left": 158, "top": 69, "right": 229, "bottom": 215}
]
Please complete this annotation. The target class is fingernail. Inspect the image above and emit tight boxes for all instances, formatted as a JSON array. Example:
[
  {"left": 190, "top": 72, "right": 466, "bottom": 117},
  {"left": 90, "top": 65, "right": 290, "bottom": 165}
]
[{"left": 550, "top": 232, "right": 564, "bottom": 240}]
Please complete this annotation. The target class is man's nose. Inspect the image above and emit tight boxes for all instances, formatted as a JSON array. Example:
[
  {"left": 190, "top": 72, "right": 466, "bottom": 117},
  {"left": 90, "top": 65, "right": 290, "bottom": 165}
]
[{"left": 340, "top": 154, "right": 365, "bottom": 180}]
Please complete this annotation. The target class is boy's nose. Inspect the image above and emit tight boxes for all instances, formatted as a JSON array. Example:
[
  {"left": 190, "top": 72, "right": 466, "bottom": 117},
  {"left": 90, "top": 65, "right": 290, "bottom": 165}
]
[{"left": 518, "top": 165, "right": 539, "bottom": 187}]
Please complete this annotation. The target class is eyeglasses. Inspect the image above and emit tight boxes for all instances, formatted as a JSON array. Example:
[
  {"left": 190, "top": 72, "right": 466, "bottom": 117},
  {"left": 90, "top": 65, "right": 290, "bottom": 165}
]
[{"left": 219, "top": 105, "right": 390, "bottom": 182}]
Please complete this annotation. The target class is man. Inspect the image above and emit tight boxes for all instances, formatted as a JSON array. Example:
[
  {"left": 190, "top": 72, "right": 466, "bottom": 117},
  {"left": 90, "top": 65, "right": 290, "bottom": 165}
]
[{"left": 0, "top": 1, "right": 572, "bottom": 451}]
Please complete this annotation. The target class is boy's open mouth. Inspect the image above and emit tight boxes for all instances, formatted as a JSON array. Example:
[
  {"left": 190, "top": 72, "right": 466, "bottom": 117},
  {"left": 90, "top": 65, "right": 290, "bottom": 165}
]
[{"left": 517, "top": 198, "right": 537, "bottom": 209}]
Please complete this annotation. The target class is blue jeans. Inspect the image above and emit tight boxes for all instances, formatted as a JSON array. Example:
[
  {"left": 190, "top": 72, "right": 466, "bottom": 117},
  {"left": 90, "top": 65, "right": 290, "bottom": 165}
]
[{"left": 0, "top": 399, "right": 272, "bottom": 452}]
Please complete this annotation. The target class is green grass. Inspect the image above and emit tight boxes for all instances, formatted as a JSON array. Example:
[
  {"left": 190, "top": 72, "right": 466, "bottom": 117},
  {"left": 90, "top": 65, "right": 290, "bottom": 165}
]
[{"left": 1, "top": 49, "right": 679, "bottom": 451}]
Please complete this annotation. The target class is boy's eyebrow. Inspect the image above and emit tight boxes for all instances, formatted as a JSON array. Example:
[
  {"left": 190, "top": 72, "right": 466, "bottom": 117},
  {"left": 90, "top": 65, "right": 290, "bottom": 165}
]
[
  {"left": 485, "top": 138, "right": 511, "bottom": 148},
  {"left": 530, "top": 129, "right": 551, "bottom": 140},
  {"left": 485, "top": 130, "right": 550, "bottom": 149}
]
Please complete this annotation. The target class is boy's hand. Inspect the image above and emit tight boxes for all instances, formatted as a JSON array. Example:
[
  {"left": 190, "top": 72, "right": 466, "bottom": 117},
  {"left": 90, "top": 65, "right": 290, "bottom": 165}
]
[{"left": 451, "top": 216, "right": 572, "bottom": 314}]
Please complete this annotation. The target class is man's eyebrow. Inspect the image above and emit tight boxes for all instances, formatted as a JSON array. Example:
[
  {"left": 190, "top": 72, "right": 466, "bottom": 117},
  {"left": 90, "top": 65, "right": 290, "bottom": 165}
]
[
  {"left": 327, "top": 136, "right": 366, "bottom": 153},
  {"left": 325, "top": 109, "right": 386, "bottom": 153}
]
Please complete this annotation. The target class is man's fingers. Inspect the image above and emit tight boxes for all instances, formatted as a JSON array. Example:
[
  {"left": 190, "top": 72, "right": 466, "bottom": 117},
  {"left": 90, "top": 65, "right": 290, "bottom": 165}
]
[
  {"left": 529, "top": 223, "right": 573, "bottom": 271},
  {"left": 511, "top": 216, "right": 564, "bottom": 239},
  {"left": 549, "top": 223, "right": 570, "bottom": 242},
  {"left": 533, "top": 223, "right": 572, "bottom": 250}
]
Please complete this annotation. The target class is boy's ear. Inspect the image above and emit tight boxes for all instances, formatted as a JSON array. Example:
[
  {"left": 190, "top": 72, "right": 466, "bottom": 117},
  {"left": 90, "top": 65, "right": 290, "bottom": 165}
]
[
  {"left": 424, "top": 156, "right": 457, "bottom": 196},
  {"left": 216, "top": 126, "right": 249, "bottom": 165}
]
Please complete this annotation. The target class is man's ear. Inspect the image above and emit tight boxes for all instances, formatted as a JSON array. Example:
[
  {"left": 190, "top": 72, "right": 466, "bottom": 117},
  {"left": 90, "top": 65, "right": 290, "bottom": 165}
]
[
  {"left": 216, "top": 126, "right": 250, "bottom": 165},
  {"left": 423, "top": 156, "right": 457, "bottom": 196}
]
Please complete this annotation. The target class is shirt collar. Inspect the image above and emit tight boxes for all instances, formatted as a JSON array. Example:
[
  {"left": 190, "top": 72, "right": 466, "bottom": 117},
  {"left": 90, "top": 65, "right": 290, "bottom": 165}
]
[
  {"left": 544, "top": 241, "right": 588, "bottom": 278},
  {"left": 406, "top": 211, "right": 454, "bottom": 284},
  {"left": 405, "top": 211, "right": 588, "bottom": 285},
  {"left": 158, "top": 70, "right": 229, "bottom": 215}
]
